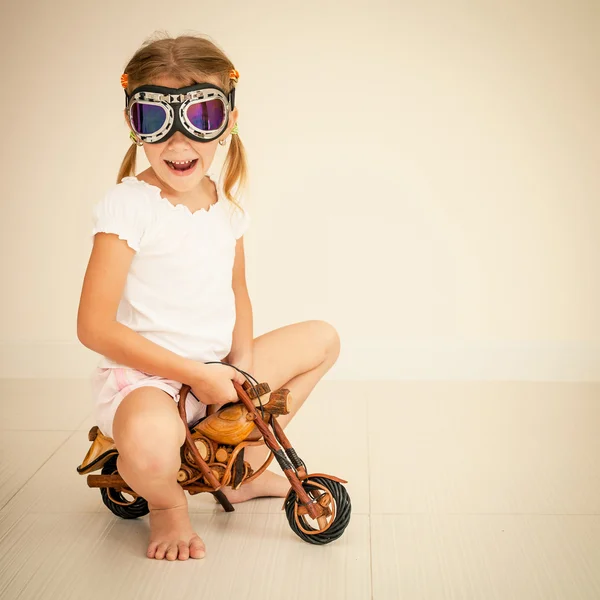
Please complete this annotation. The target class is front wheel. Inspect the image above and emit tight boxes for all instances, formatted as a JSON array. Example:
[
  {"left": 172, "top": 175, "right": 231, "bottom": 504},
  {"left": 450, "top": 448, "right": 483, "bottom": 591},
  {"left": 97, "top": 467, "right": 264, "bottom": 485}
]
[
  {"left": 284, "top": 476, "right": 351, "bottom": 545},
  {"left": 99, "top": 456, "right": 149, "bottom": 519}
]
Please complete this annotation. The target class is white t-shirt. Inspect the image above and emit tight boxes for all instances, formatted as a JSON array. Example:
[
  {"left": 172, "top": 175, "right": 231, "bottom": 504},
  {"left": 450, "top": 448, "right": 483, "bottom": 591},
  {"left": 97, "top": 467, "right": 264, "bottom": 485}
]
[{"left": 91, "top": 172, "right": 250, "bottom": 369}]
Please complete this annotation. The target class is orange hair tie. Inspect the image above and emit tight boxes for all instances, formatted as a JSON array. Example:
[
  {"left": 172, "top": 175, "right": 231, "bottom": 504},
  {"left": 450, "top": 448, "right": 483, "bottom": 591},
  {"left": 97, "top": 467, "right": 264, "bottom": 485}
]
[{"left": 120, "top": 73, "right": 129, "bottom": 89}]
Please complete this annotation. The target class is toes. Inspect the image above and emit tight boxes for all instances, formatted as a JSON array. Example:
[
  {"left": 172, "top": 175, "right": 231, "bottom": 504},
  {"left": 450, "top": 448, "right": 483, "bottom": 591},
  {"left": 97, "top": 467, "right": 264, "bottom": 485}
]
[
  {"left": 154, "top": 542, "right": 169, "bottom": 560},
  {"left": 165, "top": 543, "right": 179, "bottom": 561},
  {"left": 189, "top": 536, "right": 206, "bottom": 559},
  {"left": 147, "top": 542, "right": 159, "bottom": 559},
  {"left": 177, "top": 541, "right": 190, "bottom": 561}
]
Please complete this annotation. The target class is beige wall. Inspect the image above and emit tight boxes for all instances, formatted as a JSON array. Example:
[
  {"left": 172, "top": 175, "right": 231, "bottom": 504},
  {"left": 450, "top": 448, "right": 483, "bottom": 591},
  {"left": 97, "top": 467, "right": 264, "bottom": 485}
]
[{"left": 1, "top": 0, "right": 598, "bottom": 379}]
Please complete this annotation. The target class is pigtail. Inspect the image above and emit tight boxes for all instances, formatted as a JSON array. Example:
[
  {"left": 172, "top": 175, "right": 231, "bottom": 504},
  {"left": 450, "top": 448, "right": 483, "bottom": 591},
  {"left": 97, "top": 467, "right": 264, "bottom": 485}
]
[{"left": 221, "top": 130, "right": 249, "bottom": 216}]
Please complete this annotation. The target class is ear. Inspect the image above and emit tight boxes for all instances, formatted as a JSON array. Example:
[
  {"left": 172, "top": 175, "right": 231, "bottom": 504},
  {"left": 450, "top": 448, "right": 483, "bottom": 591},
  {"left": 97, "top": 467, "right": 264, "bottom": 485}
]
[{"left": 227, "top": 107, "right": 239, "bottom": 134}]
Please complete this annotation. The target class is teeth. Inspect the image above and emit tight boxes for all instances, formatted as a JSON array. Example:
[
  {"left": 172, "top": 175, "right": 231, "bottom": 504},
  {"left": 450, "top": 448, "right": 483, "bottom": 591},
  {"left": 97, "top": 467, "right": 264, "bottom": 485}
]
[{"left": 167, "top": 159, "right": 195, "bottom": 165}]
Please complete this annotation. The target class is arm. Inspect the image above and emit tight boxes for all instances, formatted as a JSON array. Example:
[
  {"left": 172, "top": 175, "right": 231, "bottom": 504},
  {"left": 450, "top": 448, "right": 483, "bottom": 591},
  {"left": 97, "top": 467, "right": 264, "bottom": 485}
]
[
  {"left": 224, "top": 236, "right": 254, "bottom": 367},
  {"left": 77, "top": 232, "right": 207, "bottom": 383}
]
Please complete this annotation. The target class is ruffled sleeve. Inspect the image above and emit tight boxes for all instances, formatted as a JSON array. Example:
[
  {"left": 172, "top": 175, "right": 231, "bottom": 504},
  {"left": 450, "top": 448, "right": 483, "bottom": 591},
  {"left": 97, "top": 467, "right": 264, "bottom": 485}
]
[
  {"left": 229, "top": 200, "right": 251, "bottom": 240},
  {"left": 91, "top": 183, "right": 150, "bottom": 252}
]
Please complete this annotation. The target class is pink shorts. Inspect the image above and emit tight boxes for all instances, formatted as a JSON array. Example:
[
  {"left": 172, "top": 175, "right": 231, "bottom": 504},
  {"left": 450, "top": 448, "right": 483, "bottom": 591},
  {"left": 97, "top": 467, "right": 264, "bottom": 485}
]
[{"left": 91, "top": 367, "right": 207, "bottom": 439}]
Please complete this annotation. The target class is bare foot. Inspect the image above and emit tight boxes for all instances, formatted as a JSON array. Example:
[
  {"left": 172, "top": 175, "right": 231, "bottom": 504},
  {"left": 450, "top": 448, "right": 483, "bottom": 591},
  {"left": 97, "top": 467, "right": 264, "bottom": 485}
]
[
  {"left": 147, "top": 497, "right": 206, "bottom": 561},
  {"left": 220, "top": 470, "right": 290, "bottom": 504}
]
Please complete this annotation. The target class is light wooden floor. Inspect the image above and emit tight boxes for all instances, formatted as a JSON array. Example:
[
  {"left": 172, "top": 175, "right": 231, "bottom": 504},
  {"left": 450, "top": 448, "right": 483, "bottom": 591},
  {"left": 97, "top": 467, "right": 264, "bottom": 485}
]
[{"left": 1, "top": 379, "right": 599, "bottom": 599}]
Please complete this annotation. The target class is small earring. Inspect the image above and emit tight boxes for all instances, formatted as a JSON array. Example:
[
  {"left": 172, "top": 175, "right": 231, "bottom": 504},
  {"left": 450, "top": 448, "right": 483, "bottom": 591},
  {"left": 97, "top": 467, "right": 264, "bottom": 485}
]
[
  {"left": 129, "top": 130, "right": 143, "bottom": 147},
  {"left": 219, "top": 138, "right": 227, "bottom": 146}
]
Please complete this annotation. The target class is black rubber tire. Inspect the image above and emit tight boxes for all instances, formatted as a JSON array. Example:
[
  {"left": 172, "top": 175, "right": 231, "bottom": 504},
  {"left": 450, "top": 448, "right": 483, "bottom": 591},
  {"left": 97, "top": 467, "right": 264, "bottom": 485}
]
[
  {"left": 284, "top": 476, "right": 351, "bottom": 545},
  {"left": 100, "top": 456, "right": 149, "bottom": 519}
]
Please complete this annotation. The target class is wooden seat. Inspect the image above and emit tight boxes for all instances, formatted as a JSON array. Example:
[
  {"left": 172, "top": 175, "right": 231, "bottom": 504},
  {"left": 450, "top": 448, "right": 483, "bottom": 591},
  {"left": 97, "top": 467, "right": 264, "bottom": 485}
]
[{"left": 76, "top": 425, "right": 117, "bottom": 475}]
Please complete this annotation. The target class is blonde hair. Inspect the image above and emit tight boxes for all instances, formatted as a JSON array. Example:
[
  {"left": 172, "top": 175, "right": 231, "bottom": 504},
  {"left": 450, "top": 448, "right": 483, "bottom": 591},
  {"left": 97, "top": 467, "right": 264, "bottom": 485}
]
[{"left": 117, "top": 31, "right": 248, "bottom": 213}]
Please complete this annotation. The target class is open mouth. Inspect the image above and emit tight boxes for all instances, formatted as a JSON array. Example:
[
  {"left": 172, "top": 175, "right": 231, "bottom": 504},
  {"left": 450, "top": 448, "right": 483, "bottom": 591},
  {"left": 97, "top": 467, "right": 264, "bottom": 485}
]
[{"left": 164, "top": 159, "right": 199, "bottom": 174}]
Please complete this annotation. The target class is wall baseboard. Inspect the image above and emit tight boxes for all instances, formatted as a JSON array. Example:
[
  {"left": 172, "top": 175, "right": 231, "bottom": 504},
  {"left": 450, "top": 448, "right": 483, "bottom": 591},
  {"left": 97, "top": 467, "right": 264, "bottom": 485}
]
[{"left": 1, "top": 341, "right": 599, "bottom": 381}]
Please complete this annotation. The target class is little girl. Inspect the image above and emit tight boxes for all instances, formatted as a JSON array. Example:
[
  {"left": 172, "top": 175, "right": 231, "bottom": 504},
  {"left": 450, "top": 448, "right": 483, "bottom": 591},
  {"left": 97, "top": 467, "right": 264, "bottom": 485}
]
[{"left": 77, "top": 33, "right": 341, "bottom": 562}]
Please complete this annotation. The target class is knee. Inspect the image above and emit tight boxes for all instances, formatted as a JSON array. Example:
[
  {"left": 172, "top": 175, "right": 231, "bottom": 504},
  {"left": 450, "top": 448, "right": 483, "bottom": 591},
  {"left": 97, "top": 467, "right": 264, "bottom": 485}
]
[
  {"left": 118, "top": 443, "right": 176, "bottom": 478},
  {"left": 113, "top": 394, "right": 184, "bottom": 475},
  {"left": 313, "top": 320, "right": 341, "bottom": 362},
  {"left": 117, "top": 425, "right": 182, "bottom": 478}
]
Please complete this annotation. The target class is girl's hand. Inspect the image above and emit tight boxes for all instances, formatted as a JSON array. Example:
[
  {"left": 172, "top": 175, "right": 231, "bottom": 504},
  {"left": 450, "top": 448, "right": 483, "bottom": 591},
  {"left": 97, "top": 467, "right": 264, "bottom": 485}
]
[{"left": 189, "top": 362, "right": 246, "bottom": 407}]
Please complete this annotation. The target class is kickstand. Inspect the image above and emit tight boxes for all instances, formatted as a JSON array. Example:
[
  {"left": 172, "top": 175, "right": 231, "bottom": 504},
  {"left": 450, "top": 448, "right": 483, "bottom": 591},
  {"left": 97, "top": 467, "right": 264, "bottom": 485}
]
[{"left": 212, "top": 490, "right": 234, "bottom": 512}]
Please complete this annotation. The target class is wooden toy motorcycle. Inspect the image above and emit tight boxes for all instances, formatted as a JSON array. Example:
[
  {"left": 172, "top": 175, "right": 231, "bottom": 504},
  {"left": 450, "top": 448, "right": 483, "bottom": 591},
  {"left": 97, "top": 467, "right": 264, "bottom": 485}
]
[{"left": 77, "top": 378, "right": 351, "bottom": 545}]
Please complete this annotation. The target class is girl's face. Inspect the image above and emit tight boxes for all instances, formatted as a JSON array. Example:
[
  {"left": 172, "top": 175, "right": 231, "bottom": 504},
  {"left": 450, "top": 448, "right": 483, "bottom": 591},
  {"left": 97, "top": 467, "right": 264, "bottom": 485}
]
[{"left": 124, "top": 75, "right": 238, "bottom": 195}]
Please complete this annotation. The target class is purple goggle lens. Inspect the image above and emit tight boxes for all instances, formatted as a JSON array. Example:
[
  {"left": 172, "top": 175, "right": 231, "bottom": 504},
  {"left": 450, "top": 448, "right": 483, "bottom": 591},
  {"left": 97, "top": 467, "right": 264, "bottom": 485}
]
[
  {"left": 130, "top": 103, "right": 167, "bottom": 135},
  {"left": 185, "top": 99, "right": 225, "bottom": 131}
]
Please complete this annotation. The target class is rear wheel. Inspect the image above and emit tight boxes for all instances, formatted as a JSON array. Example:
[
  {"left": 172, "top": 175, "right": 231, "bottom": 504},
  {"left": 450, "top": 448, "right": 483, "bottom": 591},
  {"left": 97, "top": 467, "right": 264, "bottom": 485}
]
[{"left": 100, "top": 456, "right": 149, "bottom": 519}]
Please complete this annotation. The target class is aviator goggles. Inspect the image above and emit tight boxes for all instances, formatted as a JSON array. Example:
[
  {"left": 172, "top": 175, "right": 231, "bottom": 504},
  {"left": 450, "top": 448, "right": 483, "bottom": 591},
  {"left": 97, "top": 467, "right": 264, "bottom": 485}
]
[{"left": 125, "top": 82, "right": 236, "bottom": 144}]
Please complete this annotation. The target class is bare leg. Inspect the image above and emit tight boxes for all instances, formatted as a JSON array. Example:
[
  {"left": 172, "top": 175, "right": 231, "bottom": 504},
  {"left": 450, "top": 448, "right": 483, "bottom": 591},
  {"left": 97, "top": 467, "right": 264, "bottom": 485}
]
[
  {"left": 112, "top": 387, "right": 205, "bottom": 561},
  {"left": 222, "top": 320, "right": 341, "bottom": 503}
]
